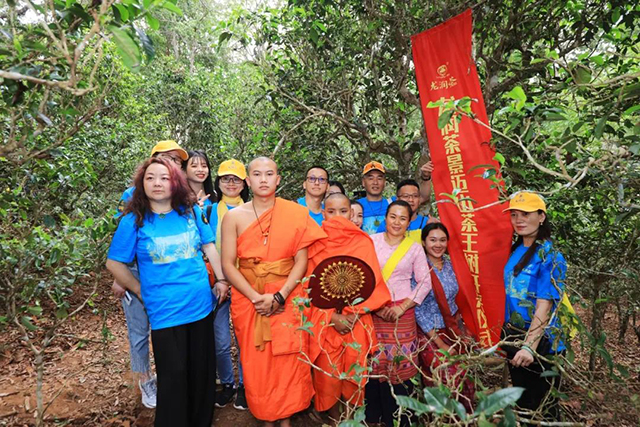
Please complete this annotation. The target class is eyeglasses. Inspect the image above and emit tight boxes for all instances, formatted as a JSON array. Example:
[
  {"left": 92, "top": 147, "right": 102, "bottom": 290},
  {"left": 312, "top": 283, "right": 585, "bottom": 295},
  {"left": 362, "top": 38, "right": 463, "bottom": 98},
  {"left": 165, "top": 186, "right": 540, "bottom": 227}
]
[
  {"left": 398, "top": 194, "right": 420, "bottom": 200},
  {"left": 220, "top": 176, "right": 243, "bottom": 184},
  {"left": 158, "top": 153, "right": 183, "bottom": 165},
  {"left": 306, "top": 176, "right": 328, "bottom": 184}
]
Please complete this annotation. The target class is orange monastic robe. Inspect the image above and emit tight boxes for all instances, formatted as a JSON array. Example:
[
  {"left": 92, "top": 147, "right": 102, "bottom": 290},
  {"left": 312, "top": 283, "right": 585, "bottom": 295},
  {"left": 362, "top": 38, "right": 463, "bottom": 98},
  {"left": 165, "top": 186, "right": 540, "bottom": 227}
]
[
  {"left": 231, "top": 198, "right": 327, "bottom": 421},
  {"left": 307, "top": 217, "right": 391, "bottom": 411}
]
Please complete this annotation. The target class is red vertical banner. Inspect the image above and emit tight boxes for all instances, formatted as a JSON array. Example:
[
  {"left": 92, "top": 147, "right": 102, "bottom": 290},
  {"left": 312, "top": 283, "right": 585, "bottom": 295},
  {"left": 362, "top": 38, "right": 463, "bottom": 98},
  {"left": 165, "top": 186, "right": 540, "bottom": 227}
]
[{"left": 411, "top": 9, "right": 512, "bottom": 345}]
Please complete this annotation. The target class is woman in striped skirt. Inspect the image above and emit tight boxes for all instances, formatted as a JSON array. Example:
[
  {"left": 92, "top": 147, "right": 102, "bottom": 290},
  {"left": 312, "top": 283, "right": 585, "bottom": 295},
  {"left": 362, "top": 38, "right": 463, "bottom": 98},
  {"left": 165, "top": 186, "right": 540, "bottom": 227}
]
[{"left": 365, "top": 200, "right": 432, "bottom": 427}]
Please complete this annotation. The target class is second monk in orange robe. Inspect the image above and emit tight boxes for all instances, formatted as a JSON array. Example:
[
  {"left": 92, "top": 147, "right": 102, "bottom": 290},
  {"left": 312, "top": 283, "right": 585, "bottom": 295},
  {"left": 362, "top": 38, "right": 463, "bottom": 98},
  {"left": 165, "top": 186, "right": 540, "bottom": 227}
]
[{"left": 306, "top": 194, "right": 391, "bottom": 418}]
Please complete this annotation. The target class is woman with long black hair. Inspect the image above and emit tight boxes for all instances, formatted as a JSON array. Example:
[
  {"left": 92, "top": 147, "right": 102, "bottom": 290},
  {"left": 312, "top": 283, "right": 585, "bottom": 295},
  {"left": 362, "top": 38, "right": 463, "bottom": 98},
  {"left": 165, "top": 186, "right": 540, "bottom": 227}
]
[
  {"left": 503, "top": 192, "right": 567, "bottom": 422},
  {"left": 183, "top": 150, "right": 216, "bottom": 207}
]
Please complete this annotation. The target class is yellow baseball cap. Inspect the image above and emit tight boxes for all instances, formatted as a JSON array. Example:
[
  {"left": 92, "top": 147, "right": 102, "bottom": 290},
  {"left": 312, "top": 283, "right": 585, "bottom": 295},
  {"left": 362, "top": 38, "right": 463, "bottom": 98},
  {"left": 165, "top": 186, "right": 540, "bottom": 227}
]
[
  {"left": 503, "top": 192, "right": 546, "bottom": 212},
  {"left": 150, "top": 140, "right": 189, "bottom": 161},
  {"left": 218, "top": 159, "right": 247, "bottom": 180},
  {"left": 362, "top": 161, "right": 386, "bottom": 175}
]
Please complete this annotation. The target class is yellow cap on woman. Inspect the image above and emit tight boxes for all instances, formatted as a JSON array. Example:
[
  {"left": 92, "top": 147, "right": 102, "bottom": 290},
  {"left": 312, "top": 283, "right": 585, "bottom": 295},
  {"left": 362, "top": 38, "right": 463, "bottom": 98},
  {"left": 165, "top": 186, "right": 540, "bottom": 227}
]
[
  {"left": 503, "top": 192, "right": 546, "bottom": 212},
  {"left": 218, "top": 159, "right": 247, "bottom": 180}
]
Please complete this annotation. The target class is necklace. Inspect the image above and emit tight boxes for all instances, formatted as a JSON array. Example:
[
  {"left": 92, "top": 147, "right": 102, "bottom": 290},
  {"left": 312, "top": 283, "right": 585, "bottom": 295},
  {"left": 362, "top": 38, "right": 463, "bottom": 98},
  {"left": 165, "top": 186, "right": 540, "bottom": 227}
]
[
  {"left": 152, "top": 207, "right": 173, "bottom": 219},
  {"left": 252, "top": 199, "right": 274, "bottom": 245},
  {"left": 364, "top": 197, "right": 386, "bottom": 227}
]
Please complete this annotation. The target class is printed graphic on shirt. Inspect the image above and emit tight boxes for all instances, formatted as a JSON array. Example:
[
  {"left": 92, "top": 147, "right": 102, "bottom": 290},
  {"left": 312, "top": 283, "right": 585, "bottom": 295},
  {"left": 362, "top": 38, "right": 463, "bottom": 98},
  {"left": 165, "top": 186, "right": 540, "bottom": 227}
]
[
  {"left": 147, "top": 230, "right": 200, "bottom": 264},
  {"left": 362, "top": 216, "right": 384, "bottom": 235}
]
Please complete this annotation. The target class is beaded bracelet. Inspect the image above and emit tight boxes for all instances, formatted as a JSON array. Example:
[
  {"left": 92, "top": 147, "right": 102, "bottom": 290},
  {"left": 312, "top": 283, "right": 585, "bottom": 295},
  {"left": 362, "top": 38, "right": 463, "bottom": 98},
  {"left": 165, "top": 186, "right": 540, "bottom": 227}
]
[
  {"left": 273, "top": 291, "right": 286, "bottom": 306},
  {"left": 521, "top": 344, "right": 535, "bottom": 357}
]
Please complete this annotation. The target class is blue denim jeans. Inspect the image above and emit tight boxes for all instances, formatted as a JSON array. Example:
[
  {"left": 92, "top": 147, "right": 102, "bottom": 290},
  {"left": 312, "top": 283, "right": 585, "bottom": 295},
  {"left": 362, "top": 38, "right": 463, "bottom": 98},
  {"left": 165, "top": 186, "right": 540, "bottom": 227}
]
[
  {"left": 120, "top": 265, "right": 152, "bottom": 375},
  {"left": 214, "top": 299, "right": 243, "bottom": 385}
]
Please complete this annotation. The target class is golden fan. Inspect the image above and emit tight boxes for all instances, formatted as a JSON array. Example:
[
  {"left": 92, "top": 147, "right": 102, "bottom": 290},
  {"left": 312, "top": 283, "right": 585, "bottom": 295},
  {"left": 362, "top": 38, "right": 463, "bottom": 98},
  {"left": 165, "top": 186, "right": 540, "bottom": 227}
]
[{"left": 308, "top": 255, "right": 375, "bottom": 313}]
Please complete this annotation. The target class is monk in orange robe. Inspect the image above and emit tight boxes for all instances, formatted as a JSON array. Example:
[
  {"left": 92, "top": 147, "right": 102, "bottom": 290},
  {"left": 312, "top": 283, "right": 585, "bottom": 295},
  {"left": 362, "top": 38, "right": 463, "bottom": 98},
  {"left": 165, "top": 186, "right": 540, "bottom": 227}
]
[
  {"left": 221, "top": 157, "right": 327, "bottom": 426},
  {"left": 306, "top": 193, "right": 391, "bottom": 422}
]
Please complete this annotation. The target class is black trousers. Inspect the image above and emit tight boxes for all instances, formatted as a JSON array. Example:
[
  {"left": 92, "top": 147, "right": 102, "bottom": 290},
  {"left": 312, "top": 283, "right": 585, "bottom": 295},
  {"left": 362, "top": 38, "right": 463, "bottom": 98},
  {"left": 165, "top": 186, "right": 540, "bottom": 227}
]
[
  {"left": 364, "top": 379, "right": 415, "bottom": 427},
  {"left": 508, "top": 354, "right": 563, "bottom": 423},
  {"left": 151, "top": 311, "right": 216, "bottom": 427}
]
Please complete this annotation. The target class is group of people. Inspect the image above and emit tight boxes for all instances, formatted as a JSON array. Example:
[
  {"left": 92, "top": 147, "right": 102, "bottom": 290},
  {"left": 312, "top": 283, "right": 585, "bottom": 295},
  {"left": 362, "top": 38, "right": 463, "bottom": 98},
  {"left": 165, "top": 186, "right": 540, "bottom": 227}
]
[{"left": 106, "top": 140, "right": 569, "bottom": 426}]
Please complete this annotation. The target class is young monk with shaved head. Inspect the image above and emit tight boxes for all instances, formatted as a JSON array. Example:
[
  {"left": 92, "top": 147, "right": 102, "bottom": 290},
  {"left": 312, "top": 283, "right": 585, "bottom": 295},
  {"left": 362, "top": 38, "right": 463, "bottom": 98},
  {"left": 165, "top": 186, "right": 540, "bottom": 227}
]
[
  {"left": 221, "top": 157, "right": 327, "bottom": 426},
  {"left": 306, "top": 193, "right": 391, "bottom": 423}
]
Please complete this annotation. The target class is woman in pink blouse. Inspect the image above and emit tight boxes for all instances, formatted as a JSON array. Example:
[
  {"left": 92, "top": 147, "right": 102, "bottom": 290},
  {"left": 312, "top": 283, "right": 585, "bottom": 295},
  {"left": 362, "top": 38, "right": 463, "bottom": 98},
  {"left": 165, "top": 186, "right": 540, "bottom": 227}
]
[{"left": 365, "top": 200, "right": 432, "bottom": 427}]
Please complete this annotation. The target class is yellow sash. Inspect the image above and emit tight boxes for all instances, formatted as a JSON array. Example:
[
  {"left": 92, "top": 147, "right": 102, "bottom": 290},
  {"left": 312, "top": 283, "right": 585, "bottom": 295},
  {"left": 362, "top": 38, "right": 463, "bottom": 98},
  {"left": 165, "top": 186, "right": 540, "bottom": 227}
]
[
  {"left": 382, "top": 237, "right": 414, "bottom": 282},
  {"left": 238, "top": 257, "right": 295, "bottom": 351},
  {"left": 406, "top": 229, "right": 423, "bottom": 244}
]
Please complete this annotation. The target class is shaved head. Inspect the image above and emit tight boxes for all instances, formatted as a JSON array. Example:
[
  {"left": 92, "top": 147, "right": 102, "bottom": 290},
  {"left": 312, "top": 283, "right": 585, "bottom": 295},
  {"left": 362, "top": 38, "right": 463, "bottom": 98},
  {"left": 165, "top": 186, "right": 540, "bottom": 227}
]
[
  {"left": 248, "top": 156, "right": 278, "bottom": 173},
  {"left": 325, "top": 193, "right": 350, "bottom": 204},
  {"left": 247, "top": 156, "right": 280, "bottom": 197},
  {"left": 323, "top": 193, "right": 351, "bottom": 221}
]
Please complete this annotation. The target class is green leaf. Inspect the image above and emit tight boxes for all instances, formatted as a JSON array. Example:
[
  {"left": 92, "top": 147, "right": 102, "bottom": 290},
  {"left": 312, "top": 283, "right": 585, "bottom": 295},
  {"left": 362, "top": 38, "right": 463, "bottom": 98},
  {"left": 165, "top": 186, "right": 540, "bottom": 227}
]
[
  {"left": 499, "top": 407, "right": 517, "bottom": 427},
  {"left": 351, "top": 297, "right": 364, "bottom": 305},
  {"left": 21, "top": 316, "right": 38, "bottom": 331},
  {"left": 219, "top": 31, "right": 232, "bottom": 45},
  {"left": 422, "top": 387, "right": 449, "bottom": 414},
  {"left": 55, "top": 307, "right": 68, "bottom": 319},
  {"left": 493, "top": 152, "right": 505, "bottom": 165},
  {"left": 161, "top": 1, "right": 183, "bottom": 16},
  {"left": 395, "top": 395, "right": 432, "bottom": 416},
  {"left": 574, "top": 65, "right": 592, "bottom": 84},
  {"left": 27, "top": 306, "right": 42, "bottom": 316},
  {"left": 135, "top": 27, "right": 155, "bottom": 61},
  {"left": 145, "top": 14, "right": 160, "bottom": 30},
  {"left": 474, "top": 387, "right": 524, "bottom": 417},
  {"left": 107, "top": 26, "right": 141, "bottom": 71},
  {"left": 478, "top": 419, "right": 495, "bottom": 427},
  {"left": 313, "top": 20, "right": 327, "bottom": 32},
  {"left": 114, "top": 3, "right": 129, "bottom": 21},
  {"left": 437, "top": 109, "right": 454, "bottom": 129},
  {"left": 309, "top": 27, "right": 319, "bottom": 46},
  {"left": 506, "top": 86, "right": 527, "bottom": 110},
  {"left": 594, "top": 115, "right": 608, "bottom": 138}
]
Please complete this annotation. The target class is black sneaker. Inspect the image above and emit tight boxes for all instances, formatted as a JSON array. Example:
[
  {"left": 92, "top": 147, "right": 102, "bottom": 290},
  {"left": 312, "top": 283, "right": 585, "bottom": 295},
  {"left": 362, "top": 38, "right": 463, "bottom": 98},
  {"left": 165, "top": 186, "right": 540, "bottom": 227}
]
[
  {"left": 215, "top": 384, "right": 235, "bottom": 408},
  {"left": 233, "top": 386, "right": 248, "bottom": 411}
]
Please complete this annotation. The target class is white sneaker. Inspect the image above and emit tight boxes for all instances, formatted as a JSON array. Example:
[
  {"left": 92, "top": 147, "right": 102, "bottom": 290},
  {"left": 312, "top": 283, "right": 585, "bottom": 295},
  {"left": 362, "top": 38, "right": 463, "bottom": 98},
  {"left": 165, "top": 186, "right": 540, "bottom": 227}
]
[{"left": 139, "top": 377, "right": 157, "bottom": 408}]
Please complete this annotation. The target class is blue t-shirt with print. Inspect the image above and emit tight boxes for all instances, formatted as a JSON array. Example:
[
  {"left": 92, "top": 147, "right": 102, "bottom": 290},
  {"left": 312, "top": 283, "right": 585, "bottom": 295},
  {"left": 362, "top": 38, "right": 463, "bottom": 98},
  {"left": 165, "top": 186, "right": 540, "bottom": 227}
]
[
  {"left": 108, "top": 206, "right": 215, "bottom": 330},
  {"left": 297, "top": 196, "right": 324, "bottom": 227},
  {"left": 504, "top": 240, "right": 567, "bottom": 353},
  {"left": 376, "top": 214, "right": 429, "bottom": 234},
  {"left": 357, "top": 197, "right": 392, "bottom": 235}
]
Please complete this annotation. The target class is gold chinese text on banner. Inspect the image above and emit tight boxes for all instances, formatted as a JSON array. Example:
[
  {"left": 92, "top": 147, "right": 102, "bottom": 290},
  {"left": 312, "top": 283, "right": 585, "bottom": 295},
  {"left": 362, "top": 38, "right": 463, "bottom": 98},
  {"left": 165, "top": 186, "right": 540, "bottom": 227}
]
[{"left": 411, "top": 9, "right": 513, "bottom": 345}]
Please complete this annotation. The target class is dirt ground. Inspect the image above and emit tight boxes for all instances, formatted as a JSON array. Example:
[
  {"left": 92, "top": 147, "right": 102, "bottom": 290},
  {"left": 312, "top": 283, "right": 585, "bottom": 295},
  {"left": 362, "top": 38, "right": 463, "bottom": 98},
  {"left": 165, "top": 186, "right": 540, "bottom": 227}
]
[
  {"left": 0, "top": 277, "right": 321, "bottom": 427},
  {"left": 1, "top": 276, "right": 638, "bottom": 426}
]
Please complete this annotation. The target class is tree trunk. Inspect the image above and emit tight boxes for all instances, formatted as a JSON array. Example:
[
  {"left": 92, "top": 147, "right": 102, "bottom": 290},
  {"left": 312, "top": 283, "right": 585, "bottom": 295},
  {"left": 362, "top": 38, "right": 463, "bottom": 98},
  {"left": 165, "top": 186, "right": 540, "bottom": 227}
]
[
  {"left": 588, "top": 277, "right": 607, "bottom": 373},
  {"left": 35, "top": 350, "right": 44, "bottom": 427},
  {"left": 617, "top": 298, "right": 630, "bottom": 344}
]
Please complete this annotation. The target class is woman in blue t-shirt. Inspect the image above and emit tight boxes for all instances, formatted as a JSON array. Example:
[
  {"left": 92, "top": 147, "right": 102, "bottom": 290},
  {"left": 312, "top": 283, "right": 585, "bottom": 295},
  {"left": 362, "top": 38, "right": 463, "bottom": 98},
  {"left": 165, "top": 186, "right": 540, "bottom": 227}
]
[
  {"left": 503, "top": 192, "right": 566, "bottom": 422},
  {"left": 106, "top": 157, "right": 228, "bottom": 427}
]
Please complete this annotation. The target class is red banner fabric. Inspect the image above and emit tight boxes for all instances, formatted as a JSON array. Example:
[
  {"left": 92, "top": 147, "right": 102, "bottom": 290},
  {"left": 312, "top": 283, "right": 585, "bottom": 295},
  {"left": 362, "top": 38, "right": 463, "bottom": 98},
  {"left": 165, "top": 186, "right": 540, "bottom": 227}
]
[{"left": 411, "top": 9, "right": 512, "bottom": 345}]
